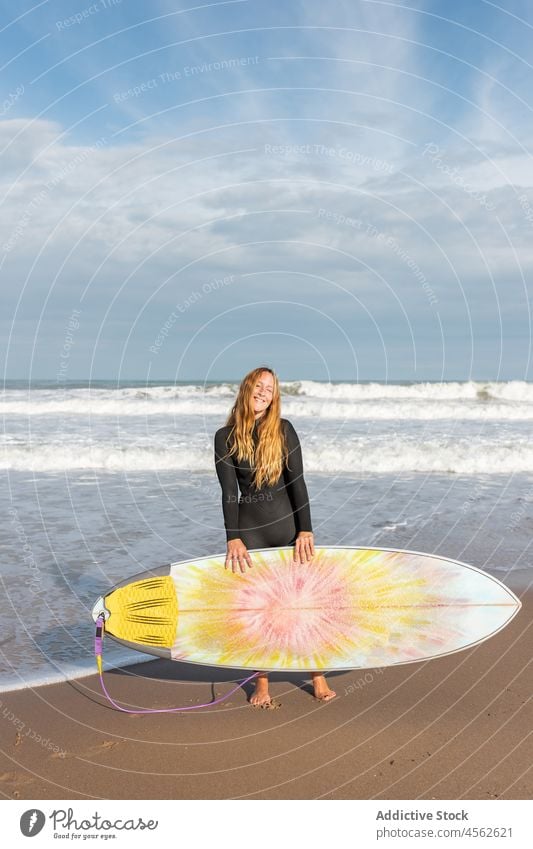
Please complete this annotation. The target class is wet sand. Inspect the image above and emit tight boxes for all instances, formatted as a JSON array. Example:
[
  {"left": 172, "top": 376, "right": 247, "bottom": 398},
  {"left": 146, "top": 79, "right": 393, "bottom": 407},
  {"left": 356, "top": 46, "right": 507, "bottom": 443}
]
[{"left": 1, "top": 584, "right": 531, "bottom": 800}]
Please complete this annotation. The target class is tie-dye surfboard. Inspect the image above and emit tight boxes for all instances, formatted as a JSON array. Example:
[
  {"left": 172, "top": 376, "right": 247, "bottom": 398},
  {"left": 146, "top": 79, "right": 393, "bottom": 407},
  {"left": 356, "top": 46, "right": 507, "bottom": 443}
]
[{"left": 91, "top": 547, "right": 521, "bottom": 671}]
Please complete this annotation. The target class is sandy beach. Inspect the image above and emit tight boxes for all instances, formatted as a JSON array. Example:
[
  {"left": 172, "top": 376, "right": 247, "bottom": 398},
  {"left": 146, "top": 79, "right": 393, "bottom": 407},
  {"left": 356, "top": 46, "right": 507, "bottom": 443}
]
[
  {"left": 3, "top": 0, "right": 533, "bottom": 815},
  {"left": 1, "top": 581, "right": 530, "bottom": 801}
]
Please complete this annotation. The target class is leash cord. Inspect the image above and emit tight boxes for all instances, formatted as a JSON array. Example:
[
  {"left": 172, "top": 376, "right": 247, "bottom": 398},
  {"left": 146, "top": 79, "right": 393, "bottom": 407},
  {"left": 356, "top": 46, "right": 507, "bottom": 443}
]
[{"left": 95, "top": 616, "right": 260, "bottom": 713}]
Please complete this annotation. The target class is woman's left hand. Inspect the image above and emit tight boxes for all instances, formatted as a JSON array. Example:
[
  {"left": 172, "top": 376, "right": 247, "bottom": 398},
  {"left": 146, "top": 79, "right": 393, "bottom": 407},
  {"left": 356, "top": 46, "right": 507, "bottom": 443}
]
[{"left": 294, "top": 531, "right": 314, "bottom": 564}]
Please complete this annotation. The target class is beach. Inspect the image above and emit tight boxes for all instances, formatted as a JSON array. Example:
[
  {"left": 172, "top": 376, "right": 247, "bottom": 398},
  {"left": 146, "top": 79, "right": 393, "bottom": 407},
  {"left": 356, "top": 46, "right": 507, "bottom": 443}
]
[
  {"left": 2, "top": 379, "right": 532, "bottom": 800},
  {"left": 4, "top": 0, "right": 533, "bottom": 816},
  {"left": 3, "top": 379, "right": 533, "bottom": 692},
  {"left": 0, "top": 577, "right": 530, "bottom": 801}
]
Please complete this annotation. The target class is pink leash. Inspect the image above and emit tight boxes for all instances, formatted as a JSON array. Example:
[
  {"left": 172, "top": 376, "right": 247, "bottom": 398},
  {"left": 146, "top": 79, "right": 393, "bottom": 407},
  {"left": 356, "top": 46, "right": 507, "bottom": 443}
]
[{"left": 94, "top": 616, "right": 260, "bottom": 713}]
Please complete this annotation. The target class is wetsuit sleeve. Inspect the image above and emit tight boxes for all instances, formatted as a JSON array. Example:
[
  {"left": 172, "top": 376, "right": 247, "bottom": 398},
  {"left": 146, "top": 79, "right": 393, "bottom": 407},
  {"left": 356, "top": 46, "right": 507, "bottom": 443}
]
[
  {"left": 283, "top": 419, "right": 313, "bottom": 533},
  {"left": 214, "top": 428, "right": 241, "bottom": 541}
]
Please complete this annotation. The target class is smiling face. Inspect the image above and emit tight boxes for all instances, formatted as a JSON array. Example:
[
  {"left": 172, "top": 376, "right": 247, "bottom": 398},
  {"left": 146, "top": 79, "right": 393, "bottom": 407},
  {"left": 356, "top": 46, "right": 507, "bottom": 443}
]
[{"left": 251, "top": 370, "right": 275, "bottom": 418}]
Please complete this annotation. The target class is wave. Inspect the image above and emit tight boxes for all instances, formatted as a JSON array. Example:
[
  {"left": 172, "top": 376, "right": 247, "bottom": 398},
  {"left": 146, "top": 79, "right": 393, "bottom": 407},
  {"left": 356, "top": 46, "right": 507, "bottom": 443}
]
[
  {"left": 3, "top": 381, "right": 533, "bottom": 416},
  {"left": 3, "top": 438, "right": 533, "bottom": 473},
  {"left": 294, "top": 379, "right": 533, "bottom": 401},
  {"left": 2, "top": 398, "right": 533, "bottom": 420}
]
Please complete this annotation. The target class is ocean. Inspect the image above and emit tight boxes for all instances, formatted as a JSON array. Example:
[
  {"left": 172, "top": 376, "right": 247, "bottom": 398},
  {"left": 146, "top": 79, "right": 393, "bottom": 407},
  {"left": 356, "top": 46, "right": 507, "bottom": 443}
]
[{"left": 1, "top": 379, "right": 532, "bottom": 691}]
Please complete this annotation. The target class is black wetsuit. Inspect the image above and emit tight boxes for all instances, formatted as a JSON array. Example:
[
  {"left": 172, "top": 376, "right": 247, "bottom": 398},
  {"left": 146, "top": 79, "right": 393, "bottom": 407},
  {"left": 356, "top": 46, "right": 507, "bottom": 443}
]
[{"left": 214, "top": 418, "right": 313, "bottom": 548}]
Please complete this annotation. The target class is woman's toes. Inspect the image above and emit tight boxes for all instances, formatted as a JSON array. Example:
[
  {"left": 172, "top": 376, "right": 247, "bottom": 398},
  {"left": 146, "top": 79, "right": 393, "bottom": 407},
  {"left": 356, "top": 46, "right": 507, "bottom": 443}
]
[
  {"left": 314, "top": 688, "right": 336, "bottom": 702},
  {"left": 249, "top": 690, "right": 272, "bottom": 706},
  {"left": 250, "top": 696, "right": 272, "bottom": 707}
]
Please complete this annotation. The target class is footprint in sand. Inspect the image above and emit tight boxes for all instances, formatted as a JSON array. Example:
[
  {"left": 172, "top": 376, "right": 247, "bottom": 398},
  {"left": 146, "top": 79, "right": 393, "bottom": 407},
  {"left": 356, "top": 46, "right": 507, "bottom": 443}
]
[
  {"left": 0, "top": 771, "right": 35, "bottom": 797},
  {"left": 53, "top": 739, "right": 122, "bottom": 760}
]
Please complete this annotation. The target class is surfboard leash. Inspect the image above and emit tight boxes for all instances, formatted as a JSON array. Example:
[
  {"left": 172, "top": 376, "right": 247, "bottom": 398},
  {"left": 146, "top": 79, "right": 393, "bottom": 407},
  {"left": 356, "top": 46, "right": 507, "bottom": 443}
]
[{"left": 94, "top": 616, "right": 260, "bottom": 713}]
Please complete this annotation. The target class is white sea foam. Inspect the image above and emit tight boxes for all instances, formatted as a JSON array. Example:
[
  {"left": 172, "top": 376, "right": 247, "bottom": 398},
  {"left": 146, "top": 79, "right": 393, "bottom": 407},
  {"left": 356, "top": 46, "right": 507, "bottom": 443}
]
[
  {"left": 1, "top": 398, "right": 533, "bottom": 420},
  {"left": 2, "top": 436, "right": 532, "bottom": 474},
  {"left": 3, "top": 381, "right": 533, "bottom": 418},
  {"left": 2, "top": 380, "right": 533, "bottom": 471},
  {"left": 295, "top": 379, "right": 533, "bottom": 401},
  {"left": 0, "top": 651, "right": 153, "bottom": 693}
]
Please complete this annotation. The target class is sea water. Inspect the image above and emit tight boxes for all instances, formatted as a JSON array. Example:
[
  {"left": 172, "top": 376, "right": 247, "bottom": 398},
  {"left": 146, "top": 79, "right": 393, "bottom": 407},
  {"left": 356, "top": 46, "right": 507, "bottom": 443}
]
[{"left": 1, "top": 379, "right": 531, "bottom": 691}]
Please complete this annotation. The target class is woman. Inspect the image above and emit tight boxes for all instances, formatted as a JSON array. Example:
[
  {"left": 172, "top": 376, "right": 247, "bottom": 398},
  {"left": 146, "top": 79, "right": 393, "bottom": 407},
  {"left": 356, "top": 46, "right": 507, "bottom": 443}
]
[{"left": 214, "top": 365, "right": 336, "bottom": 705}]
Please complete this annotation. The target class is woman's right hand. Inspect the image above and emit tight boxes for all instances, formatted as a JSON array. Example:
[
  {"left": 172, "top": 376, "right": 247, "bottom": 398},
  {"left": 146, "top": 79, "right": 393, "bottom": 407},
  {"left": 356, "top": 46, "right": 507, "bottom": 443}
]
[{"left": 226, "top": 539, "right": 253, "bottom": 573}]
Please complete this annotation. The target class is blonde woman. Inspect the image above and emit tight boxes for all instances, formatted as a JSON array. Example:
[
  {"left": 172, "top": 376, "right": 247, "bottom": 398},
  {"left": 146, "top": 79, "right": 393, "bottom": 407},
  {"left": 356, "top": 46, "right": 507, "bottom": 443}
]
[{"left": 214, "top": 366, "right": 336, "bottom": 705}]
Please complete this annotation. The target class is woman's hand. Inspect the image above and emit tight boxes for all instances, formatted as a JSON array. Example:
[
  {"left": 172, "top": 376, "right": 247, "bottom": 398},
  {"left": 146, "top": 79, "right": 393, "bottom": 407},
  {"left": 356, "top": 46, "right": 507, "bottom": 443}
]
[
  {"left": 294, "top": 531, "right": 315, "bottom": 564},
  {"left": 226, "top": 538, "right": 253, "bottom": 573}
]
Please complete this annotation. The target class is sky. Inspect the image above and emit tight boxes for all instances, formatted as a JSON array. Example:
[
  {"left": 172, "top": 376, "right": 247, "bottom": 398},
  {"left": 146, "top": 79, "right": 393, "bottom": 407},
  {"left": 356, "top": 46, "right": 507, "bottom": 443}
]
[{"left": 1, "top": 0, "right": 533, "bottom": 382}]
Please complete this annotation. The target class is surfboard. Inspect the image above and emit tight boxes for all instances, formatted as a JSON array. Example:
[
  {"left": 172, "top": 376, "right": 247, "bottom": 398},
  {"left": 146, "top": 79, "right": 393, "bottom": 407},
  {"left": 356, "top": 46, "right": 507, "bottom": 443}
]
[{"left": 91, "top": 546, "right": 521, "bottom": 672}]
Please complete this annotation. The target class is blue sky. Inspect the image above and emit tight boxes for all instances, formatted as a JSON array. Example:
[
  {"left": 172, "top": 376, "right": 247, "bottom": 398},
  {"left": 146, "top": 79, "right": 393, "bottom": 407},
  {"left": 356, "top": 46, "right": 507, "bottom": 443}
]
[{"left": 1, "top": 0, "right": 532, "bottom": 381}]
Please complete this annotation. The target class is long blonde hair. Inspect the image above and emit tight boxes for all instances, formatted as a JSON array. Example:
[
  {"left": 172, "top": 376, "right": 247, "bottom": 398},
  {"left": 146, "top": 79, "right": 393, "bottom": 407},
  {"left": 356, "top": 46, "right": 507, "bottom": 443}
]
[{"left": 224, "top": 366, "right": 287, "bottom": 489}]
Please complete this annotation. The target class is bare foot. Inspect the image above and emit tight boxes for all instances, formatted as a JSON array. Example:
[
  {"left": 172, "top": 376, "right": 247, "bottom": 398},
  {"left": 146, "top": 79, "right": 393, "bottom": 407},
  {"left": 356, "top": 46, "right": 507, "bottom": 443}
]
[
  {"left": 249, "top": 673, "right": 272, "bottom": 706},
  {"left": 312, "top": 673, "right": 336, "bottom": 702}
]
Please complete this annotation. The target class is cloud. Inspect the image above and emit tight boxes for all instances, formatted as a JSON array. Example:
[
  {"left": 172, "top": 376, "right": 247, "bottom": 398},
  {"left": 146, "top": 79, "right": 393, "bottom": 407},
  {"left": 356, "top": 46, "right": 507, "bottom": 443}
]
[{"left": 2, "top": 0, "right": 532, "bottom": 377}]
